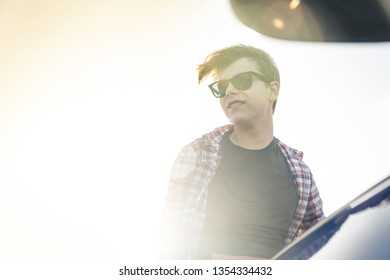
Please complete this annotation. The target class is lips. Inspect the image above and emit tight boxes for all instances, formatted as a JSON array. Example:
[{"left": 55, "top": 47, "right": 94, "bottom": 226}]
[{"left": 227, "top": 100, "right": 245, "bottom": 109}]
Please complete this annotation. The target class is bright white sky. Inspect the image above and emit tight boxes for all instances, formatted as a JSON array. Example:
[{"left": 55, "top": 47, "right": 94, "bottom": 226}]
[{"left": 0, "top": 0, "right": 389, "bottom": 260}]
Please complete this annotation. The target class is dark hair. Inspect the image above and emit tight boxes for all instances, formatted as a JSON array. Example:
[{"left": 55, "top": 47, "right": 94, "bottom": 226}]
[{"left": 197, "top": 44, "right": 280, "bottom": 112}]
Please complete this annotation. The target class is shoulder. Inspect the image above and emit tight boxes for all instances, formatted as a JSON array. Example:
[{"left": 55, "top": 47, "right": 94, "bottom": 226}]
[
  {"left": 171, "top": 125, "right": 232, "bottom": 180},
  {"left": 276, "top": 139, "right": 313, "bottom": 177},
  {"left": 276, "top": 138, "right": 304, "bottom": 160},
  {"left": 190, "top": 124, "right": 233, "bottom": 150},
  {"left": 175, "top": 124, "right": 232, "bottom": 161}
]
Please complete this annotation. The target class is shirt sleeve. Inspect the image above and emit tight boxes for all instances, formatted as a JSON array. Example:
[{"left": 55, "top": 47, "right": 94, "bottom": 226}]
[
  {"left": 301, "top": 174, "right": 325, "bottom": 230},
  {"left": 157, "top": 144, "right": 200, "bottom": 259}
]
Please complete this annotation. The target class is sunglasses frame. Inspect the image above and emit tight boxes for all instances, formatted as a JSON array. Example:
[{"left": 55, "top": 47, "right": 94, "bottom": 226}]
[{"left": 208, "top": 71, "right": 272, "bottom": 98}]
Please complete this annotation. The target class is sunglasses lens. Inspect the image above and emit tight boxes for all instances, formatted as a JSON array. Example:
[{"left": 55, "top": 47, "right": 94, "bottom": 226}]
[
  {"left": 217, "top": 81, "right": 228, "bottom": 96},
  {"left": 210, "top": 81, "right": 228, "bottom": 97},
  {"left": 231, "top": 72, "right": 252, "bottom": 90}
]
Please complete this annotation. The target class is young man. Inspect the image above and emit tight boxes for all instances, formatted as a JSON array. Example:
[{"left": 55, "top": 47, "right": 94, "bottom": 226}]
[{"left": 159, "top": 45, "right": 324, "bottom": 260}]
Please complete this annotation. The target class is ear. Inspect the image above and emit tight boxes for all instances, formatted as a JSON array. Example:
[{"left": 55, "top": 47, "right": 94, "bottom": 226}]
[{"left": 268, "top": 81, "right": 279, "bottom": 102}]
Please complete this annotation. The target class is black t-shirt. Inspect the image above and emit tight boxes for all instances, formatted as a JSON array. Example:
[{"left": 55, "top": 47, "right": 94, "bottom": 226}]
[{"left": 199, "top": 132, "right": 298, "bottom": 258}]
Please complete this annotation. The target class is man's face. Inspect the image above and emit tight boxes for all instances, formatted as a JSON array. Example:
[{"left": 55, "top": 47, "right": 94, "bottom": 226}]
[{"left": 217, "top": 58, "right": 278, "bottom": 126}]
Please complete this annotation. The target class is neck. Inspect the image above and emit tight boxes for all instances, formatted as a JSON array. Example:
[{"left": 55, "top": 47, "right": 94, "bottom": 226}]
[{"left": 230, "top": 123, "right": 274, "bottom": 150}]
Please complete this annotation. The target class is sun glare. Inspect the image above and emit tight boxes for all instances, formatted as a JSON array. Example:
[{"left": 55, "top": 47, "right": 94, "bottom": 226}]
[
  {"left": 289, "top": 0, "right": 301, "bottom": 10},
  {"left": 272, "top": 18, "right": 286, "bottom": 29}
]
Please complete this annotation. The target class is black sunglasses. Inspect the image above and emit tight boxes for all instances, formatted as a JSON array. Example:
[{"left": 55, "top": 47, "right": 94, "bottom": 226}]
[{"left": 208, "top": 71, "right": 272, "bottom": 98}]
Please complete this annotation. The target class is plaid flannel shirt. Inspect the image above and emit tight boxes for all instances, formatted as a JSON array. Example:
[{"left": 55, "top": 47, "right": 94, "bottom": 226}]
[{"left": 159, "top": 124, "right": 324, "bottom": 259}]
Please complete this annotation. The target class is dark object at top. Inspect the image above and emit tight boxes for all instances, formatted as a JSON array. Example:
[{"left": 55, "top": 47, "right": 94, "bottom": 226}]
[{"left": 230, "top": 0, "right": 390, "bottom": 42}]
